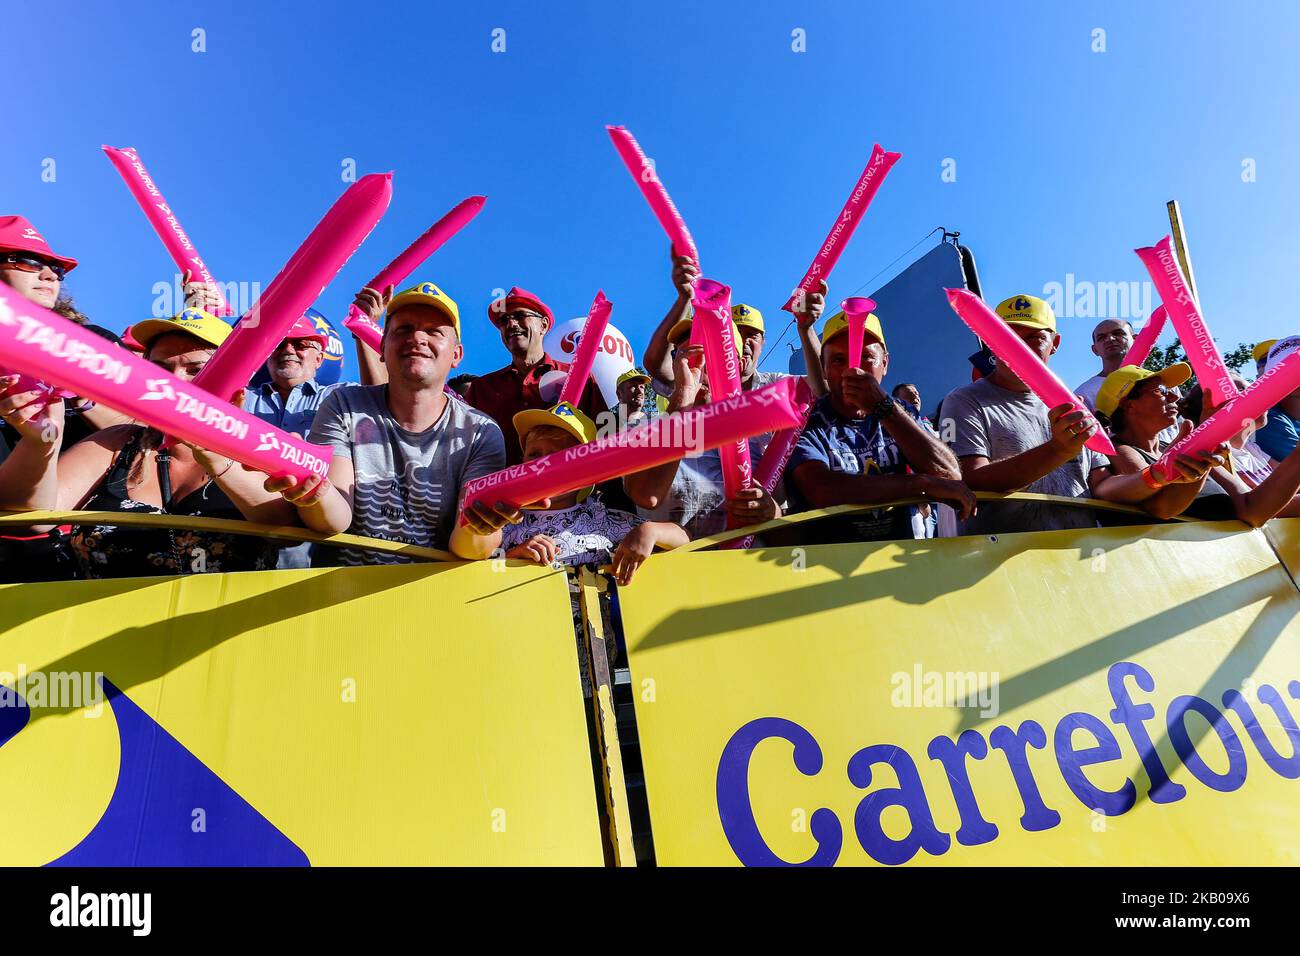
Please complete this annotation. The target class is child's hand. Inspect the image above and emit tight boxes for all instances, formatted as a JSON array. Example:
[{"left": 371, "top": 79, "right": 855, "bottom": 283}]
[
  {"left": 725, "top": 486, "right": 781, "bottom": 525},
  {"left": 506, "top": 533, "right": 560, "bottom": 566},
  {"left": 610, "top": 523, "right": 657, "bottom": 586}
]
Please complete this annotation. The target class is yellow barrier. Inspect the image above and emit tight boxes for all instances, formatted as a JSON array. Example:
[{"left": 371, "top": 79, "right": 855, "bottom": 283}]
[
  {"left": 616, "top": 519, "right": 1300, "bottom": 866},
  {"left": 0, "top": 562, "right": 603, "bottom": 865}
]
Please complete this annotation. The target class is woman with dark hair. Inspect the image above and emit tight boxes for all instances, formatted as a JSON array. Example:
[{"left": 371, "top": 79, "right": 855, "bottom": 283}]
[
  {"left": 1099, "top": 364, "right": 1300, "bottom": 525},
  {"left": 0, "top": 311, "right": 294, "bottom": 579}
]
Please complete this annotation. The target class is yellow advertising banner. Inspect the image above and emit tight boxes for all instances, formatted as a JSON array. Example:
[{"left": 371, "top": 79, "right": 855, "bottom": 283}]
[
  {"left": 0, "top": 561, "right": 604, "bottom": 866},
  {"left": 618, "top": 520, "right": 1300, "bottom": 866}
]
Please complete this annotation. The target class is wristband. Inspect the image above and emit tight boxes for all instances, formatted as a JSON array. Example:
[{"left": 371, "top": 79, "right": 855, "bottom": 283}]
[{"left": 1140, "top": 466, "right": 1166, "bottom": 490}]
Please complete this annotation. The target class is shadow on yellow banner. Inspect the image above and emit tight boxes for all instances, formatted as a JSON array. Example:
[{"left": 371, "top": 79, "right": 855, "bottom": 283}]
[
  {"left": 617, "top": 520, "right": 1300, "bottom": 866},
  {"left": 0, "top": 561, "right": 603, "bottom": 866}
]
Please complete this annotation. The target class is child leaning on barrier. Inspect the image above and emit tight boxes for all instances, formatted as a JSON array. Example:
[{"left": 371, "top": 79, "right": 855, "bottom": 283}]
[{"left": 496, "top": 401, "right": 689, "bottom": 584}]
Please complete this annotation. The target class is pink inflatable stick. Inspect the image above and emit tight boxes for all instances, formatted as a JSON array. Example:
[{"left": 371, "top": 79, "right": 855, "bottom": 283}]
[
  {"left": 946, "top": 287, "right": 1116, "bottom": 455},
  {"left": 461, "top": 377, "right": 805, "bottom": 516},
  {"left": 1123, "top": 305, "right": 1169, "bottom": 369},
  {"left": 103, "top": 145, "right": 233, "bottom": 317},
  {"left": 0, "top": 286, "right": 331, "bottom": 481},
  {"left": 693, "top": 279, "right": 752, "bottom": 526},
  {"left": 558, "top": 291, "right": 612, "bottom": 408},
  {"left": 783, "top": 144, "right": 901, "bottom": 312},
  {"left": 191, "top": 173, "right": 392, "bottom": 404},
  {"left": 343, "top": 195, "right": 486, "bottom": 339},
  {"left": 840, "top": 297, "right": 878, "bottom": 370},
  {"left": 1135, "top": 236, "right": 1239, "bottom": 408},
  {"left": 728, "top": 377, "right": 818, "bottom": 550},
  {"left": 606, "top": 125, "right": 699, "bottom": 265},
  {"left": 1152, "top": 348, "right": 1300, "bottom": 482}
]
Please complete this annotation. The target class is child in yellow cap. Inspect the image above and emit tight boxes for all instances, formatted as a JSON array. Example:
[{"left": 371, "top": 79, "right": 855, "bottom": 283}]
[{"left": 500, "top": 401, "right": 688, "bottom": 585}]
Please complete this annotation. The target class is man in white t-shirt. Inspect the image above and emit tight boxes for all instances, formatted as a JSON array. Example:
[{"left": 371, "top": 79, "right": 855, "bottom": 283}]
[{"left": 1074, "top": 319, "right": 1134, "bottom": 412}]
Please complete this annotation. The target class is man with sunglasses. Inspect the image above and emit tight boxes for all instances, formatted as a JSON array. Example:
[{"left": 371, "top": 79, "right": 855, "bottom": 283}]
[
  {"left": 463, "top": 287, "right": 607, "bottom": 465},
  {"left": 244, "top": 314, "right": 348, "bottom": 439}
]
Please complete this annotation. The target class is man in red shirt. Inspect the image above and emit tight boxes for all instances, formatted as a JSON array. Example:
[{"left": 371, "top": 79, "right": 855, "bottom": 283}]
[{"left": 464, "top": 287, "right": 607, "bottom": 464}]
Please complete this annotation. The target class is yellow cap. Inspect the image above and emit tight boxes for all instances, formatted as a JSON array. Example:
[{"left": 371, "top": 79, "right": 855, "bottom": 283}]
[
  {"left": 387, "top": 281, "right": 460, "bottom": 337},
  {"left": 995, "top": 294, "right": 1057, "bottom": 333},
  {"left": 821, "top": 310, "right": 886, "bottom": 350},
  {"left": 731, "top": 303, "right": 764, "bottom": 332},
  {"left": 616, "top": 367, "right": 651, "bottom": 388},
  {"left": 1095, "top": 363, "right": 1191, "bottom": 417},
  {"left": 512, "top": 400, "right": 597, "bottom": 450},
  {"left": 130, "top": 309, "right": 232, "bottom": 351},
  {"left": 1253, "top": 339, "right": 1279, "bottom": 364}
]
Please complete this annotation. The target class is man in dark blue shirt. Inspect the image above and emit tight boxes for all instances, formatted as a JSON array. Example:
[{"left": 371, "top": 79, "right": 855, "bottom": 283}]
[{"left": 787, "top": 308, "right": 976, "bottom": 543}]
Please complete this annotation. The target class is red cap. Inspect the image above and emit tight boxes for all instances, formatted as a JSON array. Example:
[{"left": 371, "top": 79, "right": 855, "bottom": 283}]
[
  {"left": 0, "top": 215, "right": 78, "bottom": 273},
  {"left": 120, "top": 325, "right": 146, "bottom": 352},
  {"left": 282, "top": 314, "right": 329, "bottom": 348},
  {"left": 488, "top": 286, "right": 553, "bottom": 328}
]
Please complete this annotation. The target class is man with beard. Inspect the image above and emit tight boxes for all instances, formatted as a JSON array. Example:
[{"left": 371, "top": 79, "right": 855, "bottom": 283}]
[{"left": 266, "top": 282, "right": 509, "bottom": 563}]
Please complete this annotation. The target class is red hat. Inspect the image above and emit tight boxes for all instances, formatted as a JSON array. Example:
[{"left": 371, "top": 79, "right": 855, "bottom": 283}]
[
  {"left": 488, "top": 286, "right": 553, "bottom": 328},
  {"left": 0, "top": 215, "right": 78, "bottom": 274},
  {"left": 120, "top": 325, "right": 146, "bottom": 353},
  {"left": 282, "top": 314, "right": 329, "bottom": 348}
]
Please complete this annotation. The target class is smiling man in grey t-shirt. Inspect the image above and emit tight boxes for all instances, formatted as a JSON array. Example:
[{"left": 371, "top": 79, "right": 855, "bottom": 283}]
[{"left": 267, "top": 281, "right": 510, "bottom": 563}]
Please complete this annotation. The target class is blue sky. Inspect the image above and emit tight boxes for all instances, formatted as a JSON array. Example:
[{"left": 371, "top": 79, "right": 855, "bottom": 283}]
[{"left": 3, "top": 0, "right": 1296, "bottom": 389}]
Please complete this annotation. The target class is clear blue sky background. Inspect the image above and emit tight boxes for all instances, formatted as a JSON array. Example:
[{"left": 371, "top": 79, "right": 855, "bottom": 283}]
[{"left": 3, "top": 0, "right": 1296, "bottom": 389}]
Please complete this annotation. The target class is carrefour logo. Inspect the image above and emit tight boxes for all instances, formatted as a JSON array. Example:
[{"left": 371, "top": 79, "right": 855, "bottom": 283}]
[{"left": 1014, "top": 297, "right": 1031, "bottom": 312}]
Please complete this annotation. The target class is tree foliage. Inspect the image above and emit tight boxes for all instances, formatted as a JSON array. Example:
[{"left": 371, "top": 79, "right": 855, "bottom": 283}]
[{"left": 1141, "top": 340, "right": 1253, "bottom": 391}]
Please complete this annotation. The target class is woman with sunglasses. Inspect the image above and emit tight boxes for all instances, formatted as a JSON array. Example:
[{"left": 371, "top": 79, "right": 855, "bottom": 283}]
[
  {"left": 0, "top": 310, "right": 295, "bottom": 579},
  {"left": 0, "top": 216, "right": 135, "bottom": 581},
  {"left": 1098, "top": 363, "right": 1300, "bottom": 525}
]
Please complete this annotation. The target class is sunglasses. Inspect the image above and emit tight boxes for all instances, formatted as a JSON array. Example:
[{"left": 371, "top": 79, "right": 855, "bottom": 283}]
[{"left": 1, "top": 253, "right": 66, "bottom": 281}]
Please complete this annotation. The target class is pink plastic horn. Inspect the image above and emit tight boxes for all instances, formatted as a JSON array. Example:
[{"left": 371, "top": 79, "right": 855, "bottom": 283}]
[
  {"left": 1123, "top": 305, "right": 1168, "bottom": 369},
  {"left": 840, "top": 297, "right": 878, "bottom": 370}
]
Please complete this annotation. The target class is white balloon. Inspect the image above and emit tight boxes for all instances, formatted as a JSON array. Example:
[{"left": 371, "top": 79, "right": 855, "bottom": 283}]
[{"left": 543, "top": 317, "right": 637, "bottom": 408}]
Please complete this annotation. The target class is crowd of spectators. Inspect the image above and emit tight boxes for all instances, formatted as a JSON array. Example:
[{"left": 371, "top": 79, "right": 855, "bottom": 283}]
[{"left": 2, "top": 212, "right": 1296, "bottom": 587}]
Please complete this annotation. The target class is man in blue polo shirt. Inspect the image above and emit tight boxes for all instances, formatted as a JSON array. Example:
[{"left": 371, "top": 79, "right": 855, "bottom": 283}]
[
  {"left": 787, "top": 308, "right": 976, "bottom": 544},
  {"left": 244, "top": 314, "right": 349, "bottom": 438}
]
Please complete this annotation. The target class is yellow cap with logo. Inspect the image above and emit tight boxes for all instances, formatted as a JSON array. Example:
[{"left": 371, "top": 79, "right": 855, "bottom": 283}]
[
  {"left": 616, "top": 367, "right": 651, "bottom": 388},
  {"left": 995, "top": 294, "right": 1057, "bottom": 333},
  {"left": 821, "top": 310, "right": 886, "bottom": 350},
  {"left": 1095, "top": 363, "right": 1191, "bottom": 417},
  {"left": 387, "top": 281, "right": 460, "bottom": 336},
  {"left": 512, "top": 400, "right": 598, "bottom": 450},
  {"left": 130, "top": 309, "right": 232, "bottom": 350},
  {"left": 731, "top": 303, "right": 764, "bottom": 332}
]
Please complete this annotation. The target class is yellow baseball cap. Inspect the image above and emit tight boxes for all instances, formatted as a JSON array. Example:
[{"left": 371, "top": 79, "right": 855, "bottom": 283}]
[
  {"left": 731, "top": 303, "right": 764, "bottom": 332},
  {"left": 1253, "top": 339, "right": 1279, "bottom": 364},
  {"left": 821, "top": 309, "right": 886, "bottom": 350},
  {"left": 512, "top": 400, "right": 597, "bottom": 450},
  {"left": 995, "top": 294, "right": 1057, "bottom": 333},
  {"left": 1095, "top": 363, "right": 1191, "bottom": 417},
  {"left": 616, "top": 367, "right": 651, "bottom": 388},
  {"left": 387, "top": 281, "right": 460, "bottom": 337},
  {"left": 130, "top": 308, "right": 232, "bottom": 350}
]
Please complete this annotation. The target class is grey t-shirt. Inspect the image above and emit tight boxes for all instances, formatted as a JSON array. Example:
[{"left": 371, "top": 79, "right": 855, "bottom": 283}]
[
  {"left": 1074, "top": 374, "right": 1106, "bottom": 412},
  {"left": 940, "top": 376, "right": 1109, "bottom": 535},
  {"left": 308, "top": 385, "right": 507, "bottom": 565}
]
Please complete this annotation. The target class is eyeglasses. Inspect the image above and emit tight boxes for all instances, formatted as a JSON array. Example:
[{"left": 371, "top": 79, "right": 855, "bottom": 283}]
[
  {"left": 0, "top": 253, "right": 66, "bottom": 281},
  {"left": 279, "top": 338, "right": 322, "bottom": 352},
  {"left": 496, "top": 310, "right": 544, "bottom": 326}
]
